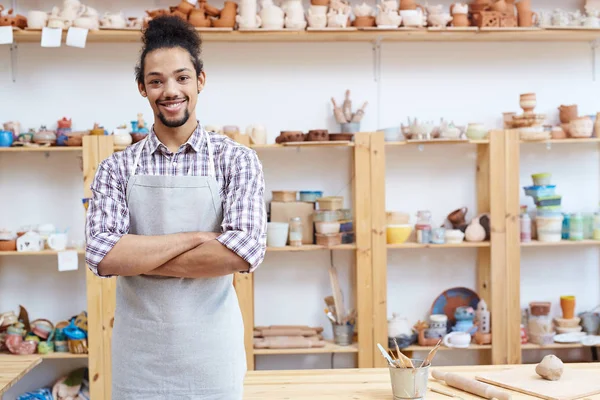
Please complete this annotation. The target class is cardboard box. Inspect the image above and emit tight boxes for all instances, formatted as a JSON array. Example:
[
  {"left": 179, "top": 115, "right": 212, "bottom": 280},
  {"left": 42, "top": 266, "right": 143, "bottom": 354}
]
[{"left": 270, "top": 201, "right": 315, "bottom": 245}]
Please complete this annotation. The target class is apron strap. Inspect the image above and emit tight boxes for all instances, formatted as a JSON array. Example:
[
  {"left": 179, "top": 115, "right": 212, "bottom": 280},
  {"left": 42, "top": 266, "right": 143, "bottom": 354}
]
[
  {"left": 187, "top": 128, "right": 216, "bottom": 178},
  {"left": 131, "top": 137, "right": 149, "bottom": 176}
]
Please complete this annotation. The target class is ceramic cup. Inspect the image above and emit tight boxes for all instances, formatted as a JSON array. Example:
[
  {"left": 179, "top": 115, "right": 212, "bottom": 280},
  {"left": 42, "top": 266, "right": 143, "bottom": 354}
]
[
  {"left": 400, "top": 10, "right": 424, "bottom": 27},
  {"left": 309, "top": 5, "right": 328, "bottom": 15},
  {"left": 48, "top": 233, "right": 68, "bottom": 251},
  {"left": 560, "top": 295, "right": 576, "bottom": 319},
  {"left": 267, "top": 222, "right": 289, "bottom": 247},
  {"left": 28, "top": 10, "right": 49, "bottom": 29},
  {"left": 443, "top": 331, "right": 471, "bottom": 348},
  {"left": 424, "top": 327, "right": 447, "bottom": 338}
]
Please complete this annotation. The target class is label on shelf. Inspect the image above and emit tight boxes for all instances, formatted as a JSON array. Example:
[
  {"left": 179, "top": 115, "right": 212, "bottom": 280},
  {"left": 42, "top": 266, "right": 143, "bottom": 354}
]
[
  {"left": 57, "top": 250, "right": 78, "bottom": 272},
  {"left": 0, "top": 26, "right": 13, "bottom": 45},
  {"left": 41, "top": 27, "right": 62, "bottom": 48},
  {"left": 66, "top": 27, "right": 88, "bottom": 49}
]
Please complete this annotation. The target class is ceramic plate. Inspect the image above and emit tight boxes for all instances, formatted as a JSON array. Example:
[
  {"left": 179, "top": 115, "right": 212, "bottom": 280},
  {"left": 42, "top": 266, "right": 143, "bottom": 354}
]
[
  {"left": 553, "top": 332, "right": 586, "bottom": 343},
  {"left": 581, "top": 335, "right": 600, "bottom": 346},
  {"left": 430, "top": 287, "right": 480, "bottom": 325}
]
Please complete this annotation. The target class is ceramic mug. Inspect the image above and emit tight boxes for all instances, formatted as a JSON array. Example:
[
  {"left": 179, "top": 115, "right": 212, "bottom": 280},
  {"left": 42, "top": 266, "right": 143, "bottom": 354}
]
[
  {"left": 267, "top": 222, "right": 289, "bottom": 247},
  {"left": 48, "top": 233, "right": 68, "bottom": 251},
  {"left": 400, "top": 9, "right": 425, "bottom": 27},
  {"left": 309, "top": 5, "right": 328, "bottom": 15},
  {"left": 443, "top": 331, "right": 471, "bottom": 348},
  {"left": 28, "top": 11, "right": 48, "bottom": 29}
]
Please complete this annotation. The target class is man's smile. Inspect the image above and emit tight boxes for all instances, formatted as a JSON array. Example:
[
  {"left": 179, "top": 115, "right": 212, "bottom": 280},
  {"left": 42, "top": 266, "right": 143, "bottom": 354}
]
[{"left": 158, "top": 98, "right": 187, "bottom": 114}]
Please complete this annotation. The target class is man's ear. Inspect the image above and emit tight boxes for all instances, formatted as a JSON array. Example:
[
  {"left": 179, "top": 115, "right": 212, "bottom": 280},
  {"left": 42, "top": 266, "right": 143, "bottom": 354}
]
[
  {"left": 138, "top": 81, "right": 147, "bottom": 98},
  {"left": 197, "top": 71, "right": 206, "bottom": 94}
]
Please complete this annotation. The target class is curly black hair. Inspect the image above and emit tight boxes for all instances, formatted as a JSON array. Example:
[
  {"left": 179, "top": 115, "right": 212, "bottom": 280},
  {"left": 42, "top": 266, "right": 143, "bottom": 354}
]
[{"left": 135, "top": 15, "right": 204, "bottom": 86}]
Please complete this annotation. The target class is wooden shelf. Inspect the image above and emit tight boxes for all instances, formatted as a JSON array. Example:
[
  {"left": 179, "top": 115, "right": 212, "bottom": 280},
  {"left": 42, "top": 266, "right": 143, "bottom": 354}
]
[
  {"left": 0, "top": 146, "right": 82, "bottom": 152},
  {"left": 254, "top": 341, "right": 358, "bottom": 355},
  {"left": 521, "top": 240, "right": 600, "bottom": 247},
  {"left": 388, "top": 241, "right": 490, "bottom": 249},
  {"left": 41, "top": 353, "right": 88, "bottom": 359},
  {"left": 386, "top": 139, "right": 489, "bottom": 146},
  {"left": 114, "top": 142, "right": 355, "bottom": 152},
  {"left": 521, "top": 343, "right": 597, "bottom": 350},
  {"left": 13, "top": 28, "right": 600, "bottom": 43},
  {"left": 266, "top": 244, "right": 356, "bottom": 252},
  {"left": 0, "top": 250, "right": 85, "bottom": 256},
  {"left": 521, "top": 138, "right": 600, "bottom": 144},
  {"left": 398, "top": 344, "right": 492, "bottom": 352}
]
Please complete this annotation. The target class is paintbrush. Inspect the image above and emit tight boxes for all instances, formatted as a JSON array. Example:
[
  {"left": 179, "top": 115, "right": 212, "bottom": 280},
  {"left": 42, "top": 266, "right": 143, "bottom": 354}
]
[
  {"left": 324, "top": 296, "right": 337, "bottom": 321},
  {"left": 324, "top": 308, "right": 336, "bottom": 324}
]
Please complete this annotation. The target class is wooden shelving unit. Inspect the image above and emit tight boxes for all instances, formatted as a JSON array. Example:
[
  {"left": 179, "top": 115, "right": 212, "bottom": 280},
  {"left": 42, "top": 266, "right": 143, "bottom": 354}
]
[
  {"left": 254, "top": 341, "right": 358, "bottom": 355},
  {"left": 0, "top": 250, "right": 85, "bottom": 256},
  {"left": 401, "top": 344, "right": 492, "bottom": 352},
  {"left": 0, "top": 146, "right": 82, "bottom": 152},
  {"left": 388, "top": 242, "right": 490, "bottom": 249},
  {"left": 40, "top": 353, "right": 89, "bottom": 360},
  {"left": 521, "top": 240, "right": 600, "bottom": 247},
  {"left": 266, "top": 244, "right": 356, "bottom": 252},
  {"left": 12, "top": 28, "right": 600, "bottom": 43}
]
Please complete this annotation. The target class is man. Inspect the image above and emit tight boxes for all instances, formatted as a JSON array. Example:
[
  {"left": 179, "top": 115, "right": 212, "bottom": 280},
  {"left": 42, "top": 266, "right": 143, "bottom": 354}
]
[{"left": 85, "top": 15, "right": 267, "bottom": 400}]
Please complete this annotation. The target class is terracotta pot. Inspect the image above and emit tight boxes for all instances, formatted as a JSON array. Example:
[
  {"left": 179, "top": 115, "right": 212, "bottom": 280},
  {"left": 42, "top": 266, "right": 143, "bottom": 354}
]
[
  {"left": 560, "top": 296, "right": 576, "bottom": 319},
  {"left": 595, "top": 112, "right": 600, "bottom": 137},
  {"left": 448, "top": 207, "right": 468, "bottom": 228},
  {"left": 515, "top": 0, "right": 530, "bottom": 13},
  {"left": 204, "top": 3, "right": 221, "bottom": 17},
  {"left": 177, "top": 0, "right": 195, "bottom": 15},
  {"left": 189, "top": 9, "right": 211, "bottom": 27},
  {"left": 220, "top": 1, "right": 238, "bottom": 19},
  {"left": 530, "top": 301, "right": 551, "bottom": 316},
  {"left": 57, "top": 117, "right": 72, "bottom": 129},
  {"left": 353, "top": 16, "right": 376, "bottom": 27},
  {"left": 171, "top": 9, "right": 189, "bottom": 20},
  {"left": 311, "top": 0, "right": 330, "bottom": 5},
  {"left": 452, "top": 14, "right": 469, "bottom": 26},
  {"left": 213, "top": 17, "right": 235, "bottom": 28},
  {"left": 517, "top": 10, "right": 537, "bottom": 27},
  {"left": 146, "top": 9, "right": 169, "bottom": 18},
  {"left": 558, "top": 105, "right": 578, "bottom": 124},
  {"left": 490, "top": 0, "right": 507, "bottom": 12},
  {"left": 307, "top": 129, "right": 329, "bottom": 141},
  {"left": 399, "top": 0, "right": 423, "bottom": 11},
  {"left": 551, "top": 126, "right": 567, "bottom": 139}
]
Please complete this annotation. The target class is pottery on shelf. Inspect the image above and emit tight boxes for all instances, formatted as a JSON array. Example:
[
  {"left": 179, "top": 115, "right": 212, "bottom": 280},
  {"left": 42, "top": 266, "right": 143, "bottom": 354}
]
[
  {"left": 447, "top": 207, "right": 468, "bottom": 230},
  {"left": 558, "top": 105, "right": 578, "bottom": 124},
  {"left": 569, "top": 117, "right": 594, "bottom": 138},
  {"left": 428, "top": 12, "right": 452, "bottom": 27},
  {"left": 465, "top": 123, "right": 488, "bottom": 140},
  {"left": 307, "top": 129, "right": 329, "bottom": 141},
  {"left": 450, "top": 3, "right": 469, "bottom": 14},
  {"left": 259, "top": 0, "right": 284, "bottom": 28},
  {"left": 237, "top": 0, "right": 262, "bottom": 28},
  {"left": 465, "top": 214, "right": 487, "bottom": 242},
  {"left": 282, "top": 0, "right": 307, "bottom": 29},
  {"left": 519, "top": 93, "right": 536, "bottom": 114},
  {"left": 376, "top": 2, "right": 402, "bottom": 27},
  {"left": 400, "top": 8, "right": 426, "bottom": 27}
]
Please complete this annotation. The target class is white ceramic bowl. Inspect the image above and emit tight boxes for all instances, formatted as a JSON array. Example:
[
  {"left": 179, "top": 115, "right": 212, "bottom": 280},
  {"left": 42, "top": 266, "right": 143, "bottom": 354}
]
[
  {"left": 315, "top": 221, "right": 341, "bottom": 234},
  {"left": 445, "top": 229, "right": 465, "bottom": 244}
]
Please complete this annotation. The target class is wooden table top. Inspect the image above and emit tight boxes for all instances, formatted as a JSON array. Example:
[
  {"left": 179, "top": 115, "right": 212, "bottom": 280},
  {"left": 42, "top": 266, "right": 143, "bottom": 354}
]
[
  {"left": 0, "top": 355, "right": 42, "bottom": 395},
  {"left": 243, "top": 363, "right": 600, "bottom": 400}
]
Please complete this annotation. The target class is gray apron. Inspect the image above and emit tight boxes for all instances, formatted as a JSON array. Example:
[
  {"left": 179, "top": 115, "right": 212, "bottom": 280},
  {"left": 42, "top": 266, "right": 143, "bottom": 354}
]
[{"left": 111, "top": 133, "right": 246, "bottom": 399}]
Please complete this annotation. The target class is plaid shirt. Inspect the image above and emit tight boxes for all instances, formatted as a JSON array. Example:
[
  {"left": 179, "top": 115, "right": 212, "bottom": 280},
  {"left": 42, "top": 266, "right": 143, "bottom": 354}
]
[{"left": 85, "top": 122, "right": 267, "bottom": 277}]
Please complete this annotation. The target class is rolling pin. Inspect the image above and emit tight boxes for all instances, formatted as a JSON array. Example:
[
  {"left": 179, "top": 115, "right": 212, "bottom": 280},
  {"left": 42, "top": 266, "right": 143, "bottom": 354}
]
[{"left": 431, "top": 370, "right": 512, "bottom": 400}]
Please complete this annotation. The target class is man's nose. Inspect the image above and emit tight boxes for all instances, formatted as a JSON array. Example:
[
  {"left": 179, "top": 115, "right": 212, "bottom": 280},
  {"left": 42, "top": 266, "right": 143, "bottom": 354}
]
[{"left": 163, "top": 78, "right": 180, "bottom": 98}]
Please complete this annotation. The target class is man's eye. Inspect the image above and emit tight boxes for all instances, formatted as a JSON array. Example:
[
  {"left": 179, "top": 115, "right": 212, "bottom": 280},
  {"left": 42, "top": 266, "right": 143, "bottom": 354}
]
[
  {"left": 150, "top": 80, "right": 161, "bottom": 85},
  {"left": 179, "top": 76, "right": 190, "bottom": 82}
]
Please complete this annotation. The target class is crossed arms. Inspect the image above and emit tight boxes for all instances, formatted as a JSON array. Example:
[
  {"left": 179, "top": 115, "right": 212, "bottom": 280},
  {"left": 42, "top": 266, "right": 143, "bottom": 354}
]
[{"left": 85, "top": 147, "right": 267, "bottom": 279}]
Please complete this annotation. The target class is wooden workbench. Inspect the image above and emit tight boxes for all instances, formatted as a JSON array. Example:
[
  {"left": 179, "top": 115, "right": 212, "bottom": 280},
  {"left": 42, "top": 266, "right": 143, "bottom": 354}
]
[
  {"left": 243, "top": 363, "right": 600, "bottom": 400},
  {"left": 0, "top": 355, "right": 42, "bottom": 396}
]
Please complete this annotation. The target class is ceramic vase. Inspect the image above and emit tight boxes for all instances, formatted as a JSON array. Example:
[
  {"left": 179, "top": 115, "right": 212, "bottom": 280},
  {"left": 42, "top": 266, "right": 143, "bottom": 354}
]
[
  {"left": 237, "top": 0, "right": 262, "bottom": 28},
  {"left": 560, "top": 296, "right": 576, "bottom": 319},
  {"left": 465, "top": 215, "right": 486, "bottom": 242}
]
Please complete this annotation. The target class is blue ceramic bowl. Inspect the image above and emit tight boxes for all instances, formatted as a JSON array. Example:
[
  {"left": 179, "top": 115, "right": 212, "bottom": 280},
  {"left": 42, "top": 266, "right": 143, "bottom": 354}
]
[{"left": 0, "top": 131, "right": 14, "bottom": 147}]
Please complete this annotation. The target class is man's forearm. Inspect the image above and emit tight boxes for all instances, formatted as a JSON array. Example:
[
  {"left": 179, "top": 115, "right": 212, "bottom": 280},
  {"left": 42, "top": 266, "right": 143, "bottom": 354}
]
[
  {"left": 97, "top": 232, "right": 211, "bottom": 277},
  {"left": 146, "top": 239, "right": 250, "bottom": 278}
]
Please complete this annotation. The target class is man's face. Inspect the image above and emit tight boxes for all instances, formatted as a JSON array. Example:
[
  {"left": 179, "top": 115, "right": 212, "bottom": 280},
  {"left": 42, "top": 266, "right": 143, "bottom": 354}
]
[{"left": 139, "top": 47, "right": 205, "bottom": 128}]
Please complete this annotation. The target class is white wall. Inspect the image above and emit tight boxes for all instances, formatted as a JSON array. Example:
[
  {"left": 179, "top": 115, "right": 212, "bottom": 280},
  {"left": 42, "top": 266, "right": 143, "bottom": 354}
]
[{"left": 1, "top": 0, "right": 600, "bottom": 397}]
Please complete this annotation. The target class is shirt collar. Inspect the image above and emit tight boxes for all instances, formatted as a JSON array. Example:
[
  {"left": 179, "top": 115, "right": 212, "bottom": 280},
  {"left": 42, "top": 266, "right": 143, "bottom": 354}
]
[{"left": 147, "top": 121, "right": 204, "bottom": 155}]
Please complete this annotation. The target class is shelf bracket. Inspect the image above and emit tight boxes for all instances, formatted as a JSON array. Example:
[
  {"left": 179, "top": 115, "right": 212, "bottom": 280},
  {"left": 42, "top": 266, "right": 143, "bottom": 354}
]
[
  {"left": 592, "top": 39, "right": 600, "bottom": 82},
  {"left": 10, "top": 43, "right": 18, "bottom": 83}
]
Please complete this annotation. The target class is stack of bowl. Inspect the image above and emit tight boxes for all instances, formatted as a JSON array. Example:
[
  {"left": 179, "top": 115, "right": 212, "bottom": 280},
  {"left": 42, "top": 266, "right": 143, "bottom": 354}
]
[{"left": 523, "top": 172, "right": 563, "bottom": 242}]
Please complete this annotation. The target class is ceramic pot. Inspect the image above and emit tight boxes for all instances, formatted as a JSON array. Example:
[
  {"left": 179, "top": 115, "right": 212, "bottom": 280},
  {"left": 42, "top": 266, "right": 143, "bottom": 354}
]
[
  {"left": 428, "top": 13, "right": 452, "bottom": 27},
  {"left": 0, "top": 131, "right": 13, "bottom": 147},
  {"left": 569, "top": 117, "right": 594, "bottom": 138},
  {"left": 388, "top": 313, "right": 412, "bottom": 337},
  {"left": 221, "top": 1, "right": 238, "bottom": 19},
  {"left": 448, "top": 207, "right": 468, "bottom": 227},
  {"left": 503, "top": 112, "right": 516, "bottom": 128},
  {"left": 518, "top": 10, "right": 538, "bottom": 27},
  {"left": 34, "top": 128, "right": 57, "bottom": 145},
  {"left": 450, "top": 3, "right": 469, "bottom": 14},
  {"left": 579, "top": 311, "right": 600, "bottom": 334},
  {"left": 27, "top": 10, "right": 48, "bottom": 29},
  {"left": 267, "top": 222, "right": 289, "bottom": 247},
  {"left": 558, "top": 105, "right": 578, "bottom": 124},
  {"left": 490, "top": 0, "right": 507, "bottom": 12},
  {"left": 519, "top": 93, "right": 536, "bottom": 113},
  {"left": 308, "top": 13, "right": 327, "bottom": 27},
  {"left": 466, "top": 123, "right": 487, "bottom": 140},
  {"left": 189, "top": 9, "right": 211, "bottom": 27},
  {"left": 400, "top": 9, "right": 425, "bottom": 26},
  {"left": 445, "top": 229, "right": 465, "bottom": 243},
  {"left": 465, "top": 214, "right": 486, "bottom": 242},
  {"left": 353, "top": 15, "right": 376, "bottom": 26},
  {"left": 307, "top": 129, "right": 329, "bottom": 141},
  {"left": 551, "top": 126, "right": 566, "bottom": 139},
  {"left": 399, "top": 0, "right": 423, "bottom": 11},
  {"left": 452, "top": 13, "right": 469, "bottom": 26},
  {"left": 560, "top": 296, "right": 576, "bottom": 319}
]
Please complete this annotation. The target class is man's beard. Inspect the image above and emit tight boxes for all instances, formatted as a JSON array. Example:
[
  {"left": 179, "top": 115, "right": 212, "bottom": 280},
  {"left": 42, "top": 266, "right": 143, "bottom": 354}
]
[{"left": 158, "top": 107, "right": 191, "bottom": 128}]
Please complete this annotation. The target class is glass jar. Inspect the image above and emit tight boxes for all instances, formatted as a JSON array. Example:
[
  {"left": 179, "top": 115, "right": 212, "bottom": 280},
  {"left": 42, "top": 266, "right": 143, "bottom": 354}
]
[
  {"left": 569, "top": 212, "right": 584, "bottom": 241},
  {"left": 415, "top": 210, "right": 432, "bottom": 244},
  {"left": 520, "top": 213, "right": 531, "bottom": 243},
  {"left": 289, "top": 217, "right": 303, "bottom": 247}
]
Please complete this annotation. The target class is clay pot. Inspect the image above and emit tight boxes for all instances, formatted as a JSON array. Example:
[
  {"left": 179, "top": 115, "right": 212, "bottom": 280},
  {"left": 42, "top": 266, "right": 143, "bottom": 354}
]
[
  {"left": 311, "top": 0, "right": 330, "bottom": 5},
  {"left": 213, "top": 17, "right": 235, "bottom": 27},
  {"left": 189, "top": 9, "right": 211, "bottom": 27},
  {"left": 551, "top": 126, "right": 566, "bottom": 139},
  {"left": 171, "top": 9, "right": 189, "bottom": 20},
  {"left": 220, "top": 1, "right": 238, "bottom": 19},
  {"left": 400, "top": 0, "right": 423, "bottom": 11},
  {"left": 530, "top": 301, "right": 551, "bottom": 316},
  {"left": 307, "top": 129, "right": 329, "bottom": 141},
  {"left": 515, "top": 0, "right": 530, "bottom": 13},
  {"left": 558, "top": 105, "right": 578, "bottom": 124},
  {"left": 276, "top": 131, "right": 305, "bottom": 143},
  {"left": 465, "top": 214, "right": 487, "bottom": 242},
  {"left": 452, "top": 14, "right": 469, "bottom": 26},
  {"left": 57, "top": 117, "right": 72, "bottom": 129},
  {"left": 146, "top": 9, "right": 169, "bottom": 18},
  {"left": 490, "top": 0, "right": 507, "bottom": 12},
  {"left": 517, "top": 10, "right": 537, "bottom": 27},
  {"left": 519, "top": 93, "right": 536, "bottom": 114},
  {"left": 204, "top": 3, "right": 221, "bottom": 17},
  {"left": 474, "top": 331, "right": 492, "bottom": 345},
  {"left": 177, "top": 0, "right": 195, "bottom": 15},
  {"left": 560, "top": 296, "right": 576, "bottom": 319},
  {"left": 353, "top": 16, "right": 376, "bottom": 27},
  {"left": 447, "top": 207, "right": 468, "bottom": 228}
]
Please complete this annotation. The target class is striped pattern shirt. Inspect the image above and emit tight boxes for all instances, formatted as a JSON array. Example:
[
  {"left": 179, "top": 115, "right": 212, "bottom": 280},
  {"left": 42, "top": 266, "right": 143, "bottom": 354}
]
[{"left": 85, "top": 122, "right": 267, "bottom": 276}]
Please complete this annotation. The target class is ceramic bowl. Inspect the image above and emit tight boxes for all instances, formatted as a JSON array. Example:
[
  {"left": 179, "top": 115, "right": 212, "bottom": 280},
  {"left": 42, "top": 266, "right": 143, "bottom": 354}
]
[
  {"left": 386, "top": 224, "right": 412, "bottom": 244},
  {"left": 569, "top": 117, "right": 594, "bottom": 138},
  {"left": 445, "top": 229, "right": 464, "bottom": 243},
  {"left": 315, "top": 221, "right": 341, "bottom": 234},
  {"left": 532, "top": 172, "right": 551, "bottom": 186},
  {"left": 380, "top": 127, "right": 401, "bottom": 142},
  {"left": 554, "top": 317, "right": 581, "bottom": 328},
  {"left": 555, "top": 326, "right": 583, "bottom": 334}
]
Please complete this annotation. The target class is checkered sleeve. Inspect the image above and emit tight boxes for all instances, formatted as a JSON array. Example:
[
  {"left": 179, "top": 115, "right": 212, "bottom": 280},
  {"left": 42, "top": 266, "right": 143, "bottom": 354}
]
[
  {"left": 217, "top": 148, "right": 267, "bottom": 273},
  {"left": 85, "top": 157, "right": 129, "bottom": 278}
]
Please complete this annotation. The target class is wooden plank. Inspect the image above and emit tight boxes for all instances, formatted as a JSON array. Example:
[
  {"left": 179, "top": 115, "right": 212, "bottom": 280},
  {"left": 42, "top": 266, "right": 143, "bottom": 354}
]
[
  {"left": 398, "top": 344, "right": 492, "bottom": 352},
  {"left": 354, "top": 132, "right": 374, "bottom": 368},
  {"left": 387, "top": 242, "right": 490, "bottom": 249},
  {"left": 97, "top": 136, "right": 117, "bottom": 400},
  {"left": 254, "top": 341, "right": 358, "bottom": 355},
  {"left": 40, "top": 353, "right": 89, "bottom": 359},
  {"left": 520, "top": 138, "right": 600, "bottom": 144},
  {"left": 0, "top": 355, "right": 42, "bottom": 396},
  {"left": 489, "top": 129, "right": 508, "bottom": 365},
  {"left": 521, "top": 240, "right": 600, "bottom": 247},
  {"left": 83, "top": 135, "right": 105, "bottom": 400},
  {"left": 476, "top": 143, "right": 492, "bottom": 309},
  {"left": 13, "top": 29, "right": 600, "bottom": 43},
  {"left": 505, "top": 129, "right": 522, "bottom": 365},
  {"left": 0, "top": 250, "right": 85, "bottom": 256},
  {"left": 265, "top": 244, "right": 356, "bottom": 252},
  {"left": 0, "top": 146, "right": 82, "bottom": 152},
  {"left": 234, "top": 272, "right": 255, "bottom": 371},
  {"left": 385, "top": 139, "right": 489, "bottom": 146},
  {"left": 370, "top": 131, "right": 387, "bottom": 368}
]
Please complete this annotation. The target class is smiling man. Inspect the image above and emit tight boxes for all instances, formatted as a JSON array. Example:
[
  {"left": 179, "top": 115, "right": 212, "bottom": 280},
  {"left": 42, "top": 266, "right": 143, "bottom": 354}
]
[{"left": 85, "top": 15, "right": 267, "bottom": 400}]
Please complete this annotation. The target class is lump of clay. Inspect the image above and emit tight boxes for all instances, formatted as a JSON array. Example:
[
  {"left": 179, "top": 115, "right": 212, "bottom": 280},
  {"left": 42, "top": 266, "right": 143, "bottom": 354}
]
[{"left": 535, "top": 355, "right": 564, "bottom": 381}]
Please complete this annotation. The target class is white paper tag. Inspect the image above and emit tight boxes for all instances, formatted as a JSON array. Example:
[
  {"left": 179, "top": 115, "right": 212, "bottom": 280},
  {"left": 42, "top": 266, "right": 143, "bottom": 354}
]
[
  {"left": 41, "top": 27, "right": 62, "bottom": 47},
  {"left": 66, "top": 27, "right": 88, "bottom": 48},
  {"left": 0, "top": 26, "right": 13, "bottom": 45},
  {"left": 58, "top": 250, "right": 78, "bottom": 272}
]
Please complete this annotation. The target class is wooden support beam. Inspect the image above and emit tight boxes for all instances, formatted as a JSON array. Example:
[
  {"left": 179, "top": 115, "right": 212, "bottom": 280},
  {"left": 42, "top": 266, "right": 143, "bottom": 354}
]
[
  {"left": 234, "top": 272, "right": 255, "bottom": 371},
  {"left": 354, "top": 132, "right": 374, "bottom": 368},
  {"left": 370, "top": 131, "right": 388, "bottom": 368}
]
